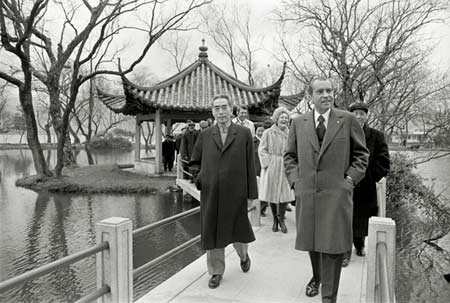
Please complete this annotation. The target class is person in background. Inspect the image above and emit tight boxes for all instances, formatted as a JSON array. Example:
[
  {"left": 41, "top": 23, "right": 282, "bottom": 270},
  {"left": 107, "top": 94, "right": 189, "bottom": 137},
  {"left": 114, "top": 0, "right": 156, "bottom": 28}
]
[
  {"left": 258, "top": 107, "right": 295, "bottom": 233},
  {"left": 207, "top": 118, "right": 214, "bottom": 127},
  {"left": 180, "top": 120, "right": 199, "bottom": 179},
  {"left": 232, "top": 105, "right": 255, "bottom": 137},
  {"left": 199, "top": 120, "right": 209, "bottom": 131},
  {"left": 175, "top": 127, "right": 185, "bottom": 155},
  {"left": 284, "top": 77, "right": 368, "bottom": 302},
  {"left": 190, "top": 94, "right": 257, "bottom": 289},
  {"left": 343, "top": 102, "right": 390, "bottom": 266},
  {"left": 254, "top": 126, "right": 267, "bottom": 216},
  {"left": 162, "top": 134, "right": 176, "bottom": 172}
]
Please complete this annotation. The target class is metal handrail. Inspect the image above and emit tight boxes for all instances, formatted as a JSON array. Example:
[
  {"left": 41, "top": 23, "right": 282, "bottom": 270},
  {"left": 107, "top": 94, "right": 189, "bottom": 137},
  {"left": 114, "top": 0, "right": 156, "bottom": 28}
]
[
  {"left": 74, "top": 285, "right": 110, "bottom": 303},
  {"left": 0, "top": 241, "right": 109, "bottom": 293},
  {"left": 133, "top": 206, "right": 200, "bottom": 237},
  {"left": 133, "top": 235, "right": 201, "bottom": 277}
]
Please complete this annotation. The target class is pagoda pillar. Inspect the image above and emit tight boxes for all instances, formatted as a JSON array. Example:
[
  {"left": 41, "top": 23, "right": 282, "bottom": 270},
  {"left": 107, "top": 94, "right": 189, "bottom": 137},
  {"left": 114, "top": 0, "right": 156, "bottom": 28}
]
[
  {"left": 135, "top": 116, "right": 141, "bottom": 161},
  {"left": 154, "top": 109, "right": 162, "bottom": 174},
  {"left": 166, "top": 119, "right": 172, "bottom": 135}
]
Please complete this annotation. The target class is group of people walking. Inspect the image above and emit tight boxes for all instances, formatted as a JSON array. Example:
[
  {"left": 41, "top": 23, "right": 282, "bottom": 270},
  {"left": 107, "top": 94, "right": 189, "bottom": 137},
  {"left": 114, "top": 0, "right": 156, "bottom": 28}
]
[{"left": 188, "top": 77, "right": 390, "bottom": 303}]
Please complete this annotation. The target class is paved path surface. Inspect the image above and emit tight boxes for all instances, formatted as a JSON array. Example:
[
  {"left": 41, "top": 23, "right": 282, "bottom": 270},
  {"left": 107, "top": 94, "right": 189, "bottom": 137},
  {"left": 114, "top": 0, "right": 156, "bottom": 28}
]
[{"left": 137, "top": 209, "right": 366, "bottom": 303}]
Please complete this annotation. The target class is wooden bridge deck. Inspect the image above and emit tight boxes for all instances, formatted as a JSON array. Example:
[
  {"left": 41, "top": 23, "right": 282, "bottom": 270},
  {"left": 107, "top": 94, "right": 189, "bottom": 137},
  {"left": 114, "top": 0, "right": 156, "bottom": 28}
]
[{"left": 137, "top": 196, "right": 367, "bottom": 303}]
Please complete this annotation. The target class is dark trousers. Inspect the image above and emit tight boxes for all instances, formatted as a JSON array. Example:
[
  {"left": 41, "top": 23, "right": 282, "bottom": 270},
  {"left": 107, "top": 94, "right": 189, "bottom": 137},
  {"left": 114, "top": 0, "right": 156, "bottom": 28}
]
[
  {"left": 163, "top": 158, "right": 174, "bottom": 172},
  {"left": 353, "top": 236, "right": 364, "bottom": 250},
  {"left": 309, "top": 251, "right": 344, "bottom": 303}
]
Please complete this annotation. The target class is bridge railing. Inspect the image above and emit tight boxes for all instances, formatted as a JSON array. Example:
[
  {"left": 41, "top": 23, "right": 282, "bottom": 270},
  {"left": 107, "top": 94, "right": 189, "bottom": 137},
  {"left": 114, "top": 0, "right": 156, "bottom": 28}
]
[
  {"left": 365, "top": 178, "right": 396, "bottom": 303},
  {"left": 0, "top": 225, "right": 112, "bottom": 302}
]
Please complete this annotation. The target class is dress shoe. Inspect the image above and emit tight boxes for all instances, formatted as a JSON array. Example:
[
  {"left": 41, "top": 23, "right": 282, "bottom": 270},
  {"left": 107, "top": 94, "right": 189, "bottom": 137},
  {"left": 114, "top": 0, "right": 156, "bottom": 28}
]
[
  {"left": 240, "top": 254, "right": 251, "bottom": 272},
  {"left": 278, "top": 218, "right": 288, "bottom": 234},
  {"left": 305, "top": 277, "right": 320, "bottom": 297},
  {"left": 208, "top": 274, "right": 222, "bottom": 289},
  {"left": 342, "top": 256, "right": 350, "bottom": 267},
  {"left": 356, "top": 248, "right": 366, "bottom": 257},
  {"left": 272, "top": 217, "right": 279, "bottom": 232}
]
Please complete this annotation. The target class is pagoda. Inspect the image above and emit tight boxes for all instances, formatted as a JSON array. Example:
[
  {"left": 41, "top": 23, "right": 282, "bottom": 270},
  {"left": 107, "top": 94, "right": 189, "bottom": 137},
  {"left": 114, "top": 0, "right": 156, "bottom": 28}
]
[{"left": 96, "top": 41, "right": 285, "bottom": 174}]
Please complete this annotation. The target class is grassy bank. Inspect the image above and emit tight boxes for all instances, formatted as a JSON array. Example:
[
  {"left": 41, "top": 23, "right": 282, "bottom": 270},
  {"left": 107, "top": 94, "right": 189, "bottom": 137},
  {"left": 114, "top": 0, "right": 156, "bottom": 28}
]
[{"left": 15, "top": 164, "right": 176, "bottom": 194}]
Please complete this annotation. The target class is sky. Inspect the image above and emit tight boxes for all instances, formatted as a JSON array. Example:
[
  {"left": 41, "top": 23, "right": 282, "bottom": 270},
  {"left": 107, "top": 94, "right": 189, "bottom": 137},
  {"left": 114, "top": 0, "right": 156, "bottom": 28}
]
[{"left": 1, "top": 0, "right": 450, "bottom": 111}]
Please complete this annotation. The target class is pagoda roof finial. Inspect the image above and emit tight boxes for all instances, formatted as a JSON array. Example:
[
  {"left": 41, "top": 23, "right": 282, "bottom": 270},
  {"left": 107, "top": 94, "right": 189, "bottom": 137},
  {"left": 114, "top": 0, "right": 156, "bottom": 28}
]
[{"left": 198, "top": 38, "right": 208, "bottom": 60}]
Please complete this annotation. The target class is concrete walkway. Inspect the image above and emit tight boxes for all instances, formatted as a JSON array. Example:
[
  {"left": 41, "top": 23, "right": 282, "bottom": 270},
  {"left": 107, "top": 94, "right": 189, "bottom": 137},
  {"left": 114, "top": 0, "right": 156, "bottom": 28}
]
[{"left": 137, "top": 209, "right": 366, "bottom": 303}]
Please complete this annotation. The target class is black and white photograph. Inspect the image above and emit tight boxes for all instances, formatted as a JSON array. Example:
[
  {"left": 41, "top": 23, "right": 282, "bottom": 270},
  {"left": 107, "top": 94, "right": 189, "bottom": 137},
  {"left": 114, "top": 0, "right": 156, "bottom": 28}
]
[{"left": 0, "top": 0, "right": 449, "bottom": 302}]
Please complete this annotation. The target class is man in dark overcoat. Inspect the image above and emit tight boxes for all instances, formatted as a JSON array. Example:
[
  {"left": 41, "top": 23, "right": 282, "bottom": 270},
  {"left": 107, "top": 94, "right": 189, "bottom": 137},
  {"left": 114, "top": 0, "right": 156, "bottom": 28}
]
[
  {"left": 344, "top": 102, "right": 390, "bottom": 263},
  {"left": 181, "top": 121, "right": 198, "bottom": 179},
  {"left": 284, "top": 78, "right": 369, "bottom": 303},
  {"left": 190, "top": 94, "right": 257, "bottom": 289},
  {"left": 162, "top": 134, "right": 176, "bottom": 172}
]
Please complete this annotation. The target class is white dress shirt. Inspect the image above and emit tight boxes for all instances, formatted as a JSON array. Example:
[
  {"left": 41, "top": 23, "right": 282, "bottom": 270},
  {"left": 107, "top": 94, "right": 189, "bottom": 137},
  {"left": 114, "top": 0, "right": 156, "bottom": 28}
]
[{"left": 314, "top": 108, "right": 331, "bottom": 129}]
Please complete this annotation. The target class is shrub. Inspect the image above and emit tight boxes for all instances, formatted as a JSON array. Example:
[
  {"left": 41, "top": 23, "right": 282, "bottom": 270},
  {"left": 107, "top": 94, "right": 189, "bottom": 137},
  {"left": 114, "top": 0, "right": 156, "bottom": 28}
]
[
  {"left": 88, "top": 136, "right": 132, "bottom": 150},
  {"left": 386, "top": 153, "right": 450, "bottom": 228}
]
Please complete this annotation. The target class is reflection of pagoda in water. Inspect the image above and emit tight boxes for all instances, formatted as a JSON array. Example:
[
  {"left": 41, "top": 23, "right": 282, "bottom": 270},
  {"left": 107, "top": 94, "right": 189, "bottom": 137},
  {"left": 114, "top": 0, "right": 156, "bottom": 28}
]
[{"left": 96, "top": 41, "right": 286, "bottom": 174}]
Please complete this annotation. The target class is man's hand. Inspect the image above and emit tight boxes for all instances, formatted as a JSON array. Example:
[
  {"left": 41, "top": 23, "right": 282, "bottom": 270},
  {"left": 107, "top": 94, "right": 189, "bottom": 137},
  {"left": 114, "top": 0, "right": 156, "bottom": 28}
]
[
  {"left": 345, "top": 175, "right": 354, "bottom": 187},
  {"left": 247, "top": 199, "right": 257, "bottom": 205}
]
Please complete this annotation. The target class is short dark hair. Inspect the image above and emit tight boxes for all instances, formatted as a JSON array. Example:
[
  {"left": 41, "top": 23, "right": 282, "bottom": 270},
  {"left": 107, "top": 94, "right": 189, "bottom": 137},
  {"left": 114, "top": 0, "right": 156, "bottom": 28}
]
[
  {"left": 307, "top": 77, "right": 333, "bottom": 96},
  {"left": 212, "top": 94, "right": 233, "bottom": 107}
]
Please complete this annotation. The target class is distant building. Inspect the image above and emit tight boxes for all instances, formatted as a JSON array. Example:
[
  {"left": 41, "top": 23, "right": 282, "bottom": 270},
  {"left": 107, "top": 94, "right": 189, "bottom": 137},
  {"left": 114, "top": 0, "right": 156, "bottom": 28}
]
[{"left": 391, "top": 120, "right": 432, "bottom": 146}]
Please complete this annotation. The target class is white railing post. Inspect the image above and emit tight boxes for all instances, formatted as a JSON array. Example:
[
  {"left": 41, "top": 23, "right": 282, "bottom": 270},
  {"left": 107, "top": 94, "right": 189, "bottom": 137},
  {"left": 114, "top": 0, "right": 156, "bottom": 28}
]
[
  {"left": 376, "top": 178, "right": 387, "bottom": 217},
  {"left": 365, "top": 217, "right": 396, "bottom": 303},
  {"left": 96, "top": 217, "right": 133, "bottom": 303},
  {"left": 176, "top": 154, "right": 183, "bottom": 180}
]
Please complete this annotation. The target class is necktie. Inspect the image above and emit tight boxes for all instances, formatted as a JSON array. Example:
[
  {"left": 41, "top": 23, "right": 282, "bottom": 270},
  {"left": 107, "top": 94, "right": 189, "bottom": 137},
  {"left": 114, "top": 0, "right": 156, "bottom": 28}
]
[{"left": 316, "top": 115, "right": 326, "bottom": 145}]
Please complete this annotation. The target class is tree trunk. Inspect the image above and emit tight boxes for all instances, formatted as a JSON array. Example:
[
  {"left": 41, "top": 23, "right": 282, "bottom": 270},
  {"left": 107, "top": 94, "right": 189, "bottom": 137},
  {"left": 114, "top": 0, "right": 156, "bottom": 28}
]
[
  {"left": 18, "top": 77, "right": 52, "bottom": 178},
  {"left": 19, "top": 129, "right": 25, "bottom": 144},
  {"left": 84, "top": 143, "right": 95, "bottom": 165},
  {"left": 48, "top": 85, "right": 76, "bottom": 176},
  {"left": 69, "top": 124, "right": 80, "bottom": 144},
  {"left": 44, "top": 123, "right": 51, "bottom": 143}
]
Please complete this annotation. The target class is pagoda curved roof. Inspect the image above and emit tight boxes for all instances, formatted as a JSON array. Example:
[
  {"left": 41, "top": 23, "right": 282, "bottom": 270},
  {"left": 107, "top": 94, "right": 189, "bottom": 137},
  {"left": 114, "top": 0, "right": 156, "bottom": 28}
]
[{"left": 97, "top": 51, "right": 285, "bottom": 116}]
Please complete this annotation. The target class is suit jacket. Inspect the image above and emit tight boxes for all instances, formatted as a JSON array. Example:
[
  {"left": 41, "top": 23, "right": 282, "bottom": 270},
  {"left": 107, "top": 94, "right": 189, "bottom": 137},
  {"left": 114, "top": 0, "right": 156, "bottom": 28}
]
[
  {"left": 180, "top": 130, "right": 199, "bottom": 160},
  {"left": 284, "top": 108, "right": 369, "bottom": 254},
  {"left": 190, "top": 123, "right": 257, "bottom": 250}
]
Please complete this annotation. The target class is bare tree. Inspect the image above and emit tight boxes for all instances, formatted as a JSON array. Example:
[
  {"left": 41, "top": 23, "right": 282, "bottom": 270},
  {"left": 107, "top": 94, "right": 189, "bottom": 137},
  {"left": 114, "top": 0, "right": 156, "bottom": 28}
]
[
  {"left": 1, "top": 0, "right": 210, "bottom": 177},
  {"left": 159, "top": 31, "right": 193, "bottom": 72},
  {"left": 276, "top": 0, "right": 448, "bottom": 114},
  {"left": 201, "top": 1, "right": 263, "bottom": 86},
  {"left": 0, "top": 0, "right": 52, "bottom": 177}
]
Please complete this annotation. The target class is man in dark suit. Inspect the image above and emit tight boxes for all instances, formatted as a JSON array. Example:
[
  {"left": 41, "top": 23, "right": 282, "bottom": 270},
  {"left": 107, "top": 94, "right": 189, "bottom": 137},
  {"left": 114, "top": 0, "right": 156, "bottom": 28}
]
[
  {"left": 181, "top": 121, "right": 198, "bottom": 179},
  {"left": 284, "top": 78, "right": 369, "bottom": 303},
  {"left": 162, "top": 134, "right": 176, "bottom": 172},
  {"left": 343, "top": 102, "right": 390, "bottom": 265},
  {"left": 190, "top": 95, "right": 258, "bottom": 289}
]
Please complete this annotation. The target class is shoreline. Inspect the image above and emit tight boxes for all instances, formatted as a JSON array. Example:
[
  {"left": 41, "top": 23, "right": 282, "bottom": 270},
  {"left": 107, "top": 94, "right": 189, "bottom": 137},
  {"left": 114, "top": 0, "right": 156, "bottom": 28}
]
[
  {"left": 15, "top": 164, "right": 177, "bottom": 194},
  {"left": 2, "top": 143, "right": 449, "bottom": 152}
]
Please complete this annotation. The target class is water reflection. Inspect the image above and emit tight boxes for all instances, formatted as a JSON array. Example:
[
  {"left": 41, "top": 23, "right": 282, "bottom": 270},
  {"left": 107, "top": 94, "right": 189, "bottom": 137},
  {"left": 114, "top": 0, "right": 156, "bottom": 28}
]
[{"left": 0, "top": 149, "right": 200, "bottom": 302}]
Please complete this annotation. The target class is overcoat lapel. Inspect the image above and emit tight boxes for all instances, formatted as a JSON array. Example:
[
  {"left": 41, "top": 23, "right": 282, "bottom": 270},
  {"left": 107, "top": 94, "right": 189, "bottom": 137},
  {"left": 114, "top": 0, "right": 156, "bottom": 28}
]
[
  {"left": 305, "top": 112, "right": 320, "bottom": 152},
  {"left": 319, "top": 109, "right": 344, "bottom": 156},
  {"left": 222, "top": 123, "right": 237, "bottom": 153},
  {"left": 211, "top": 125, "right": 223, "bottom": 150}
]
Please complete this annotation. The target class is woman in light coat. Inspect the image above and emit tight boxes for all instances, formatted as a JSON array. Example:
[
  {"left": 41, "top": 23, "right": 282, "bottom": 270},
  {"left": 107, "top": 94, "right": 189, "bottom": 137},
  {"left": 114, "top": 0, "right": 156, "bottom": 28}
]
[{"left": 258, "top": 107, "right": 295, "bottom": 233}]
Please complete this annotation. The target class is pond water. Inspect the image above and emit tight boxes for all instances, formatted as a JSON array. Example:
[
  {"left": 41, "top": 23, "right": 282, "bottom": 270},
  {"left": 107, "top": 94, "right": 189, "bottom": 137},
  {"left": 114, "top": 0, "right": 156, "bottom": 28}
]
[{"left": 0, "top": 149, "right": 201, "bottom": 302}]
